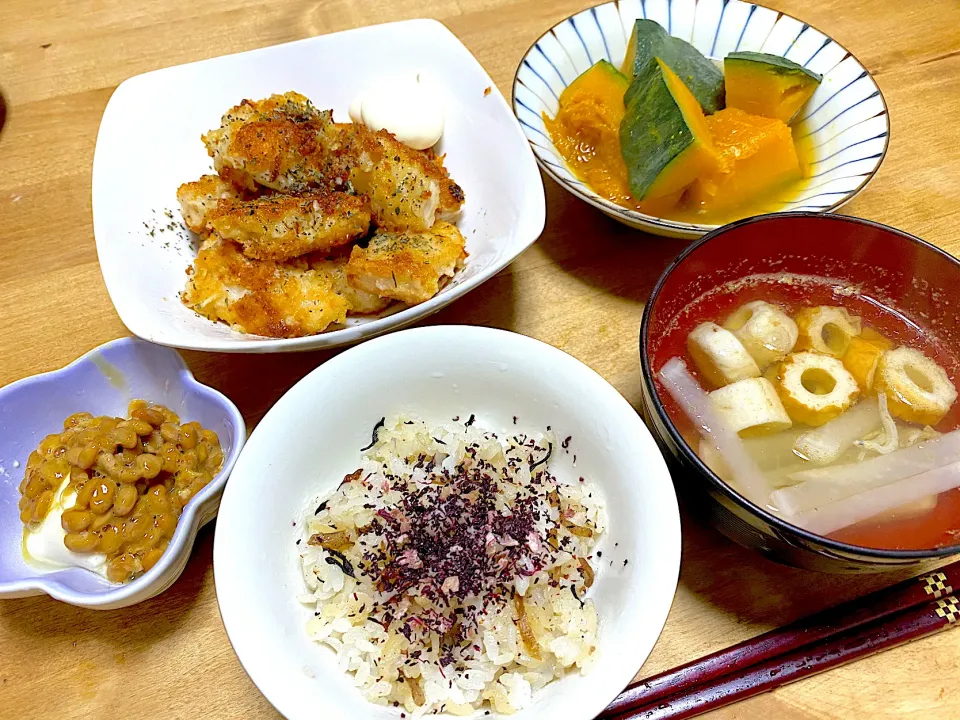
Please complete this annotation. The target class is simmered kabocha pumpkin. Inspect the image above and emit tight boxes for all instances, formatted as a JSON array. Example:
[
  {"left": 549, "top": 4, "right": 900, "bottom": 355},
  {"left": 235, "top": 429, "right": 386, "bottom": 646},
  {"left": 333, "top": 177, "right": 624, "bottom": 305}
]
[
  {"left": 552, "top": 59, "right": 629, "bottom": 127},
  {"left": 543, "top": 61, "right": 631, "bottom": 202},
  {"left": 620, "top": 58, "right": 721, "bottom": 200},
  {"left": 724, "top": 51, "right": 822, "bottom": 123},
  {"left": 687, "top": 108, "right": 802, "bottom": 217},
  {"left": 545, "top": 19, "right": 823, "bottom": 224},
  {"left": 621, "top": 19, "right": 725, "bottom": 113}
]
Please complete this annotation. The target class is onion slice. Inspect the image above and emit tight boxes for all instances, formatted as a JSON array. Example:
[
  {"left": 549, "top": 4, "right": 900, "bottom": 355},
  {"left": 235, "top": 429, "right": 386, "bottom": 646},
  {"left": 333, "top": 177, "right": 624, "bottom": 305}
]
[
  {"left": 792, "top": 461, "right": 960, "bottom": 536},
  {"left": 659, "top": 358, "right": 772, "bottom": 507},
  {"left": 775, "top": 428, "right": 960, "bottom": 515},
  {"left": 855, "top": 392, "right": 898, "bottom": 455}
]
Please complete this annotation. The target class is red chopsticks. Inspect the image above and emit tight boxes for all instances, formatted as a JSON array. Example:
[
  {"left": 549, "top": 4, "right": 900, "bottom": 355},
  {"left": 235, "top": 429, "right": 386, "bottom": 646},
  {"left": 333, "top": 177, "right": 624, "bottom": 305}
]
[{"left": 601, "top": 561, "right": 960, "bottom": 720}]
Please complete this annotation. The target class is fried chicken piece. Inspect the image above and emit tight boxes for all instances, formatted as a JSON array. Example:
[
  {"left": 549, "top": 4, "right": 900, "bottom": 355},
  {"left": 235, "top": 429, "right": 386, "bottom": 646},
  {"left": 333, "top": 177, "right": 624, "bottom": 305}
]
[
  {"left": 309, "top": 254, "right": 392, "bottom": 315},
  {"left": 182, "top": 236, "right": 349, "bottom": 338},
  {"left": 208, "top": 191, "right": 371, "bottom": 262},
  {"left": 202, "top": 92, "right": 332, "bottom": 193},
  {"left": 176, "top": 174, "right": 244, "bottom": 234},
  {"left": 345, "top": 221, "right": 466, "bottom": 305},
  {"left": 319, "top": 123, "right": 464, "bottom": 232}
]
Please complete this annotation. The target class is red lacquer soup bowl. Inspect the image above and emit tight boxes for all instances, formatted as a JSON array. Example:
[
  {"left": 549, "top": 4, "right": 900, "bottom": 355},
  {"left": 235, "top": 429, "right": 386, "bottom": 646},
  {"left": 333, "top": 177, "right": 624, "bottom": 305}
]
[{"left": 640, "top": 213, "right": 960, "bottom": 573}]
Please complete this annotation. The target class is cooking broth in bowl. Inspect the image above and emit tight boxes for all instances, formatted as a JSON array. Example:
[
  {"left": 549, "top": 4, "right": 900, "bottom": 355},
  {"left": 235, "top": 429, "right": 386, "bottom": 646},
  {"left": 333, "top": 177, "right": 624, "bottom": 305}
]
[{"left": 655, "top": 272, "right": 960, "bottom": 551}]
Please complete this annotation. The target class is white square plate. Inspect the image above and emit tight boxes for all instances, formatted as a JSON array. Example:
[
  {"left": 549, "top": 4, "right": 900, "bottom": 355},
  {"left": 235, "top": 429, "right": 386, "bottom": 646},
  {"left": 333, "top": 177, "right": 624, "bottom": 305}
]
[{"left": 92, "top": 19, "right": 545, "bottom": 353}]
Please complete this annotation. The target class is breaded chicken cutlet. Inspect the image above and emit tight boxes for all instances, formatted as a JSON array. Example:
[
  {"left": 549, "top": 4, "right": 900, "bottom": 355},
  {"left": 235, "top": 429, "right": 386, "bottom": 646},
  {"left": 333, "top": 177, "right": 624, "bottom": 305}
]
[
  {"left": 176, "top": 174, "right": 245, "bottom": 234},
  {"left": 309, "top": 254, "right": 392, "bottom": 315},
  {"left": 202, "top": 92, "right": 464, "bottom": 231},
  {"left": 180, "top": 91, "right": 468, "bottom": 337},
  {"left": 182, "top": 236, "right": 350, "bottom": 339},
  {"left": 208, "top": 191, "right": 371, "bottom": 261},
  {"left": 345, "top": 221, "right": 467, "bottom": 305},
  {"left": 202, "top": 92, "right": 332, "bottom": 193},
  {"left": 319, "top": 123, "right": 465, "bottom": 231}
]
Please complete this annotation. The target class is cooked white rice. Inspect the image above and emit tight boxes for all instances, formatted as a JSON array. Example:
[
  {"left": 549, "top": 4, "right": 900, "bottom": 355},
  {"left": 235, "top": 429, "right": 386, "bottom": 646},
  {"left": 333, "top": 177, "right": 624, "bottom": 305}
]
[{"left": 297, "top": 415, "right": 605, "bottom": 716}]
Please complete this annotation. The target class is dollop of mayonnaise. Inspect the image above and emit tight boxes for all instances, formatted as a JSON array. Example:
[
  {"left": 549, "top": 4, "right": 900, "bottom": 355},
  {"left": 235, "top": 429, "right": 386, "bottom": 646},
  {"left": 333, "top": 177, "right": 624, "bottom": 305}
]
[
  {"left": 349, "top": 75, "right": 444, "bottom": 151},
  {"left": 22, "top": 476, "right": 108, "bottom": 577}
]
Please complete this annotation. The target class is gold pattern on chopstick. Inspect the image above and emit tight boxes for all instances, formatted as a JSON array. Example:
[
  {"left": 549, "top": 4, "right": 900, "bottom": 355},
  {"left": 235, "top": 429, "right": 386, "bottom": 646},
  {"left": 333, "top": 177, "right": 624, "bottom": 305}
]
[
  {"left": 921, "top": 571, "right": 953, "bottom": 599},
  {"left": 934, "top": 596, "right": 959, "bottom": 624}
]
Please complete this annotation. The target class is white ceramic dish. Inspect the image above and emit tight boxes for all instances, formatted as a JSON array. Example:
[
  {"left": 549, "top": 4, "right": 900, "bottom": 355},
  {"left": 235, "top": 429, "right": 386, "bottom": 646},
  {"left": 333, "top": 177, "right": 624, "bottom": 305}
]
[
  {"left": 214, "top": 325, "right": 681, "bottom": 719},
  {"left": 93, "top": 19, "right": 545, "bottom": 353},
  {"left": 513, "top": 0, "right": 889, "bottom": 238},
  {"left": 0, "top": 337, "right": 245, "bottom": 609}
]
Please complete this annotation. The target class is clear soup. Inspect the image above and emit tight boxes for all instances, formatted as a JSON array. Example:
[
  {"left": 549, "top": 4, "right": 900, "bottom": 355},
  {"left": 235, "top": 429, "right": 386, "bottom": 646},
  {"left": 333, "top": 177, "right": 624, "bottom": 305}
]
[{"left": 657, "top": 273, "right": 960, "bottom": 551}]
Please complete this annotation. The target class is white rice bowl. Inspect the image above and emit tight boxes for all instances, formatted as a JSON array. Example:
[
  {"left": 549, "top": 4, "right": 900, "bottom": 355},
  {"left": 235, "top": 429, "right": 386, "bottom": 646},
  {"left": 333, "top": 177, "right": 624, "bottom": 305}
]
[
  {"left": 213, "top": 325, "right": 681, "bottom": 720},
  {"left": 297, "top": 416, "right": 605, "bottom": 716}
]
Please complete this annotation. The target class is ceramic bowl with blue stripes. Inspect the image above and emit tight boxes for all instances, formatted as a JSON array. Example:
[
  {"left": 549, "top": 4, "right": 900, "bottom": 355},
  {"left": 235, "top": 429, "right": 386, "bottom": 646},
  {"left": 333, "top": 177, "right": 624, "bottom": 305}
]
[{"left": 513, "top": 0, "right": 889, "bottom": 238}]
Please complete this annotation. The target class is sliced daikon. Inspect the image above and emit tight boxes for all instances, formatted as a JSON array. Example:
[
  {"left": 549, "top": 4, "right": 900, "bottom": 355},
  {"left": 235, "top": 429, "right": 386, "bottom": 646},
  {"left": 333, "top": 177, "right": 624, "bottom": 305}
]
[
  {"left": 793, "top": 398, "right": 881, "bottom": 465},
  {"left": 659, "top": 358, "right": 772, "bottom": 506},
  {"left": 743, "top": 428, "right": 808, "bottom": 470},
  {"left": 700, "top": 437, "right": 803, "bottom": 494},
  {"left": 791, "top": 461, "right": 960, "bottom": 536},
  {"left": 698, "top": 438, "right": 730, "bottom": 481},
  {"left": 774, "top": 428, "right": 960, "bottom": 515}
]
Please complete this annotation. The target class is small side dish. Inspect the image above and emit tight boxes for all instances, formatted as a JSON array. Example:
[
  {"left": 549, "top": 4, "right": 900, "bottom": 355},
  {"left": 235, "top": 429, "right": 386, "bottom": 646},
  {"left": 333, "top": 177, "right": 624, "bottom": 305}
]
[
  {"left": 544, "top": 19, "right": 821, "bottom": 225},
  {"left": 656, "top": 276, "right": 960, "bottom": 551},
  {"left": 177, "top": 91, "right": 467, "bottom": 338},
  {"left": 298, "top": 415, "right": 605, "bottom": 715},
  {"left": 19, "top": 400, "right": 224, "bottom": 583}
]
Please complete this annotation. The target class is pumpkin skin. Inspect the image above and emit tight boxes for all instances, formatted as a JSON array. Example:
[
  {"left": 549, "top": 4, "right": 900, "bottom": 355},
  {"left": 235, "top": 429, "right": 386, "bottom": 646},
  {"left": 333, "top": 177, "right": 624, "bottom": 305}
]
[
  {"left": 620, "top": 57, "right": 721, "bottom": 200},
  {"left": 724, "top": 51, "right": 822, "bottom": 123},
  {"left": 687, "top": 107, "right": 802, "bottom": 214},
  {"left": 621, "top": 19, "right": 725, "bottom": 113}
]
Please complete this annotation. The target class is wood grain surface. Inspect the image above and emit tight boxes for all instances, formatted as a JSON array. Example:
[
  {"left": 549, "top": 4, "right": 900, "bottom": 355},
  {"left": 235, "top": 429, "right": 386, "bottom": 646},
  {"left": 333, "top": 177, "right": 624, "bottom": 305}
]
[{"left": 1, "top": 0, "right": 959, "bottom": 718}]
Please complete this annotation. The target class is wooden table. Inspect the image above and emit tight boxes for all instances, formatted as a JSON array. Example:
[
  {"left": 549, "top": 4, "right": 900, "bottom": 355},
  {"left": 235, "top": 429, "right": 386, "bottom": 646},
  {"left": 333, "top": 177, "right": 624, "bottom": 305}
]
[{"left": 2, "top": 0, "right": 959, "bottom": 717}]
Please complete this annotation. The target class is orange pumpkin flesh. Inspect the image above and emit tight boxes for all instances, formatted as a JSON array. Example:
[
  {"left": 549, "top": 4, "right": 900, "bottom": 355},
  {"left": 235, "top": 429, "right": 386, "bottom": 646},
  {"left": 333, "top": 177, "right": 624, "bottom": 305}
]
[{"left": 686, "top": 108, "right": 801, "bottom": 215}]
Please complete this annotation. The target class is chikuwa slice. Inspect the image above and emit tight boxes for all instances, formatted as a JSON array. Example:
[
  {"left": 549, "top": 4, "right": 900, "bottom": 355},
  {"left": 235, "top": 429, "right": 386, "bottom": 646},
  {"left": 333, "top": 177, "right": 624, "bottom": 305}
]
[
  {"left": 794, "top": 306, "right": 862, "bottom": 357},
  {"left": 775, "top": 351, "right": 859, "bottom": 426},
  {"left": 710, "top": 377, "right": 792, "bottom": 437},
  {"left": 686, "top": 322, "right": 761, "bottom": 387},
  {"left": 723, "top": 301, "right": 799, "bottom": 370},
  {"left": 876, "top": 347, "right": 958, "bottom": 425}
]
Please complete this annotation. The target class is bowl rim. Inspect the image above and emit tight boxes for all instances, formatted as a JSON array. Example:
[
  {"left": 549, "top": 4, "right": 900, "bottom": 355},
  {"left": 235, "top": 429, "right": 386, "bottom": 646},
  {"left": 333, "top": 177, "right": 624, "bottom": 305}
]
[
  {"left": 639, "top": 211, "right": 960, "bottom": 561},
  {"left": 0, "top": 336, "right": 248, "bottom": 606},
  {"left": 92, "top": 18, "right": 547, "bottom": 354},
  {"left": 512, "top": 0, "right": 891, "bottom": 236},
  {"left": 213, "top": 323, "right": 682, "bottom": 719}
]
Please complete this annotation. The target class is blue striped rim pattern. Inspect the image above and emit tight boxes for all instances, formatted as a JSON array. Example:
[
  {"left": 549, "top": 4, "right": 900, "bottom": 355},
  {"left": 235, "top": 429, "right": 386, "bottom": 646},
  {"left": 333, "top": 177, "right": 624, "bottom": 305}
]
[{"left": 512, "top": 0, "right": 889, "bottom": 238}]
